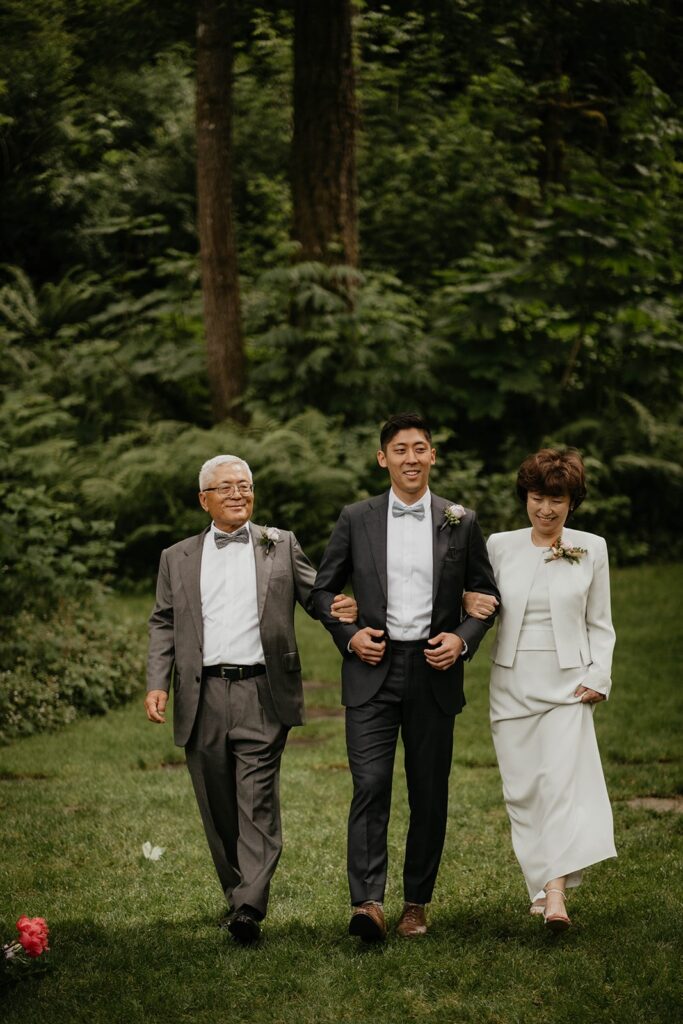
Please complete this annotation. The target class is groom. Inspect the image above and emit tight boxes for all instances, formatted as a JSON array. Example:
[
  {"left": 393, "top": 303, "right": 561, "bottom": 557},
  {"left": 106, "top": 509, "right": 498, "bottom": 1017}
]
[{"left": 312, "top": 413, "right": 499, "bottom": 940}]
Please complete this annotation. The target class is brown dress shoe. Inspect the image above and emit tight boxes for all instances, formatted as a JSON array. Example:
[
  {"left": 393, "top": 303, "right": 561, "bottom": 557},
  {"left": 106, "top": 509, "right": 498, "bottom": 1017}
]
[
  {"left": 348, "top": 902, "right": 387, "bottom": 942},
  {"left": 396, "top": 902, "right": 428, "bottom": 938}
]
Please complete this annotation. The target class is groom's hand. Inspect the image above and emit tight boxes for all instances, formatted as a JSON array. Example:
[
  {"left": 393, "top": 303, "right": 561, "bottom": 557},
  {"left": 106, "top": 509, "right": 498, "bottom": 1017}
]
[
  {"left": 424, "top": 632, "right": 464, "bottom": 670},
  {"left": 145, "top": 689, "right": 168, "bottom": 723},
  {"left": 350, "top": 627, "right": 386, "bottom": 664}
]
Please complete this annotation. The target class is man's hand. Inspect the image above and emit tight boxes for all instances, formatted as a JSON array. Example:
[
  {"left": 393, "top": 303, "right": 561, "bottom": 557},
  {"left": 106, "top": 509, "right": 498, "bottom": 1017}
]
[
  {"left": 330, "top": 594, "right": 358, "bottom": 623},
  {"left": 574, "top": 685, "right": 606, "bottom": 704},
  {"left": 145, "top": 689, "right": 168, "bottom": 723},
  {"left": 463, "top": 591, "right": 499, "bottom": 620},
  {"left": 350, "top": 627, "right": 386, "bottom": 664},
  {"left": 424, "top": 632, "right": 464, "bottom": 670}
]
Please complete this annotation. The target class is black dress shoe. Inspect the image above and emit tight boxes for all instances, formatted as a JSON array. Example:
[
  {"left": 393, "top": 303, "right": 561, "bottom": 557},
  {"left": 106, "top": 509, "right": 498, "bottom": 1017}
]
[{"left": 227, "top": 906, "right": 261, "bottom": 944}]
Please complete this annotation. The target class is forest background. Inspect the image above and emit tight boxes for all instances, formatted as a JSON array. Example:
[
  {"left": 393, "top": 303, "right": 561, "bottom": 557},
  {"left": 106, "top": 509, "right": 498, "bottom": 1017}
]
[{"left": 0, "top": 0, "right": 682, "bottom": 740}]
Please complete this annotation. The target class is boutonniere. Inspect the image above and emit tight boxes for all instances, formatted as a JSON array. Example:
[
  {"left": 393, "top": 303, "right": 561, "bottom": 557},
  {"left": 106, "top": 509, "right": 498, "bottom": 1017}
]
[
  {"left": 544, "top": 537, "right": 587, "bottom": 564},
  {"left": 259, "top": 526, "right": 281, "bottom": 554},
  {"left": 440, "top": 503, "right": 466, "bottom": 530}
]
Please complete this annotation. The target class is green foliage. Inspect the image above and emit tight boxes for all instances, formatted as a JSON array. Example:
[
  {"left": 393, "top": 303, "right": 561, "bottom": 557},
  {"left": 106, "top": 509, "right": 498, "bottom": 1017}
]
[
  {"left": 245, "top": 259, "right": 430, "bottom": 424},
  {"left": 0, "top": 0, "right": 681, "bottom": 594},
  {"left": 75, "top": 410, "right": 374, "bottom": 568},
  {"left": 0, "top": 387, "right": 116, "bottom": 619},
  {"left": 0, "top": 600, "right": 145, "bottom": 745}
]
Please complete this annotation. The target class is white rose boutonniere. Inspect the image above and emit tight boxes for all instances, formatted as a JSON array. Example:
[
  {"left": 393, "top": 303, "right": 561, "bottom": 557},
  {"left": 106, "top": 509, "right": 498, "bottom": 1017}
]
[
  {"left": 260, "top": 526, "right": 281, "bottom": 554},
  {"left": 441, "top": 503, "right": 466, "bottom": 531}
]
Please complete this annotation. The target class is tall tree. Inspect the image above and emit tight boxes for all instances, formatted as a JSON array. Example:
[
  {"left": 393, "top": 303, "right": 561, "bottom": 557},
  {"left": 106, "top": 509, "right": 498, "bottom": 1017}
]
[
  {"left": 292, "top": 0, "right": 358, "bottom": 265},
  {"left": 196, "top": 0, "right": 245, "bottom": 421}
]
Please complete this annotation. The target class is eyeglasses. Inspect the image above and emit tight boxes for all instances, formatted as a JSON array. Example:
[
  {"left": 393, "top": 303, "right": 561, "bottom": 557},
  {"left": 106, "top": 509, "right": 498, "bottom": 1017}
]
[{"left": 202, "top": 483, "right": 253, "bottom": 497}]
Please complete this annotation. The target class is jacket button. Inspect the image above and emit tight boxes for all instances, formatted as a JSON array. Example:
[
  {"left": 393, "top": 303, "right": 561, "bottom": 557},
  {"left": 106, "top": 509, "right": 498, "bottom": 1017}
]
[{"left": 195, "top": 675, "right": 200, "bottom": 683}]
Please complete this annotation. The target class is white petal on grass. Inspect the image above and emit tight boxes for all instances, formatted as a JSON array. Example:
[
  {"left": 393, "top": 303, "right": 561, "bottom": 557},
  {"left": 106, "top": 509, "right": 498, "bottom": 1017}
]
[{"left": 142, "top": 841, "right": 166, "bottom": 861}]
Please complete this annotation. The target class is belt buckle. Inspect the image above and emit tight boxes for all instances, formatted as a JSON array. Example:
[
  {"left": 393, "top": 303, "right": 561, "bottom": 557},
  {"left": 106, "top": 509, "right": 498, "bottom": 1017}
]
[{"left": 220, "top": 665, "right": 241, "bottom": 681}]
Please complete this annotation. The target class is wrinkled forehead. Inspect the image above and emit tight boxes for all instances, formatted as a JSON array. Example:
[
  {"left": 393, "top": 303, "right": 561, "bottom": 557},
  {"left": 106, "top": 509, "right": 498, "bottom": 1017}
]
[{"left": 207, "top": 461, "right": 252, "bottom": 486}]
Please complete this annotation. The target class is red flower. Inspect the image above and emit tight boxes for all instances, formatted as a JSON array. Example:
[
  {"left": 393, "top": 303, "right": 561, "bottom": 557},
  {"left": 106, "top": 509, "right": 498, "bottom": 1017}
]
[{"left": 15, "top": 916, "right": 49, "bottom": 958}]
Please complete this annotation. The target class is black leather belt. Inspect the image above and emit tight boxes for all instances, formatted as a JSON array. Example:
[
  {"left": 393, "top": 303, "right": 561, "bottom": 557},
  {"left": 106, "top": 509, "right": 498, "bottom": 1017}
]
[
  {"left": 389, "top": 638, "right": 429, "bottom": 649},
  {"left": 202, "top": 664, "right": 266, "bottom": 681}
]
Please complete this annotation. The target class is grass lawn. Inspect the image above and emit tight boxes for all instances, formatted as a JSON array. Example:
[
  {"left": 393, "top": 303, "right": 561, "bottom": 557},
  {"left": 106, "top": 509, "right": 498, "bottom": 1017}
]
[{"left": 1, "top": 565, "right": 681, "bottom": 1023}]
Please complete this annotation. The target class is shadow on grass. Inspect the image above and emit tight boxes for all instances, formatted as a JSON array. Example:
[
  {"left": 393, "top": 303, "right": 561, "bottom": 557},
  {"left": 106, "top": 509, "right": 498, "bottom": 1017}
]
[{"left": 1, "top": 897, "right": 679, "bottom": 1024}]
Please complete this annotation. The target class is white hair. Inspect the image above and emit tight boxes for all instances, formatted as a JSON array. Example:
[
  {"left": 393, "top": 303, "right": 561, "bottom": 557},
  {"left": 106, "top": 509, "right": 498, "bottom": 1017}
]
[{"left": 199, "top": 455, "right": 253, "bottom": 490}]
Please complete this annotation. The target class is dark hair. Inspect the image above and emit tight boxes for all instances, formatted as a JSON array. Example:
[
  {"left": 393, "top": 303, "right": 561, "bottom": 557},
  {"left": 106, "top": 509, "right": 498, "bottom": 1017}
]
[
  {"left": 380, "top": 412, "right": 432, "bottom": 450},
  {"left": 516, "top": 448, "right": 587, "bottom": 512}
]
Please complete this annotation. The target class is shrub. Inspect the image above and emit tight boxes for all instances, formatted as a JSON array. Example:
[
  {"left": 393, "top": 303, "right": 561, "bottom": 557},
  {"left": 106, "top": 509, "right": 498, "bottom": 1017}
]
[{"left": 0, "top": 601, "right": 145, "bottom": 745}]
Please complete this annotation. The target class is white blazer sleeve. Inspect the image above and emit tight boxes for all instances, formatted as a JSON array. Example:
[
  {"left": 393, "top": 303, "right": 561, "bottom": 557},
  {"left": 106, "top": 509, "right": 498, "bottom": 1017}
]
[{"left": 582, "top": 537, "right": 616, "bottom": 698}]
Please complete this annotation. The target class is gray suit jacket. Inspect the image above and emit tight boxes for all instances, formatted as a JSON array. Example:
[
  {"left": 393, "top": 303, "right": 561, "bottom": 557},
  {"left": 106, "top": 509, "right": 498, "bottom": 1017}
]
[
  {"left": 312, "top": 491, "right": 500, "bottom": 715},
  {"left": 147, "top": 523, "right": 316, "bottom": 745}
]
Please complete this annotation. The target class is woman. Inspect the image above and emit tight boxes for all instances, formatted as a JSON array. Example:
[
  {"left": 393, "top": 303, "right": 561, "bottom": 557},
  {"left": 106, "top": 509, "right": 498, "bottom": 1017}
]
[{"left": 465, "top": 448, "right": 616, "bottom": 931}]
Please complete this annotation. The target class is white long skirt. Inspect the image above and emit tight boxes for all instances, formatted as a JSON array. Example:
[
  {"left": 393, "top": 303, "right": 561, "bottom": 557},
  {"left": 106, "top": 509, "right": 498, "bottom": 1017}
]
[{"left": 491, "top": 651, "right": 617, "bottom": 900}]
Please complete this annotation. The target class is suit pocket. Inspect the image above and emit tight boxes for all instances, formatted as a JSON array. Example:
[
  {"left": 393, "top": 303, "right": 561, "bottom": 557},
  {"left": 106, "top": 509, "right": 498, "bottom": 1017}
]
[{"left": 282, "top": 651, "right": 301, "bottom": 673}]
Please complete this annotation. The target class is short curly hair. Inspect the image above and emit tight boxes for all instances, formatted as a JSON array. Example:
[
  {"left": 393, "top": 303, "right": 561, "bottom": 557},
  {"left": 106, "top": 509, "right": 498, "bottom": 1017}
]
[{"left": 516, "top": 448, "right": 587, "bottom": 512}]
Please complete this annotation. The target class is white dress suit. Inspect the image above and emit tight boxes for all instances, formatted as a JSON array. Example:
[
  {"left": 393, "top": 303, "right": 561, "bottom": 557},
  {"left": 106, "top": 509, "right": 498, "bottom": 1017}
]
[{"left": 486, "top": 527, "right": 617, "bottom": 899}]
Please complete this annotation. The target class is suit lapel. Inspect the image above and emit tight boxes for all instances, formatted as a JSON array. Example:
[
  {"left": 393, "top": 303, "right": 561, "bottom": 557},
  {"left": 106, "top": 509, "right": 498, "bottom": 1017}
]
[
  {"left": 362, "top": 493, "right": 389, "bottom": 601},
  {"left": 511, "top": 529, "right": 545, "bottom": 611},
  {"left": 545, "top": 527, "right": 584, "bottom": 619},
  {"left": 180, "top": 528, "right": 209, "bottom": 645},
  {"left": 251, "top": 523, "right": 275, "bottom": 621},
  {"left": 431, "top": 495, "right": 452, "bottom": 602}
]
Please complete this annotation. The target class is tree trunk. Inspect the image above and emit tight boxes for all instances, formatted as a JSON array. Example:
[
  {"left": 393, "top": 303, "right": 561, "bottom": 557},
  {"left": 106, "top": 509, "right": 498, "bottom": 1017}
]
[
  {"left": 196, "top": 0, "right": 245, "bottom": 422},
  {"left": 292, "top": 0, "right": 358, "bottom": 266}
]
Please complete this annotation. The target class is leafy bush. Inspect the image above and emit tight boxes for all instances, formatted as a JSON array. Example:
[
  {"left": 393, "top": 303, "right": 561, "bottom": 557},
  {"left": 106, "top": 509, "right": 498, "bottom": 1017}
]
[
  {"left": 0, "top": 602, "right": 145, "bottom": 745},
  {"left": 76, "top": 409, "right": 376, "bottom": 570}
]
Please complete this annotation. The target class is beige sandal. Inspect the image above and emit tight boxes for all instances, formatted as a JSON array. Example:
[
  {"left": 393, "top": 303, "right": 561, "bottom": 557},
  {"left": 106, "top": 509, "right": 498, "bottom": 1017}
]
[{"left": 543, "top": 888, "right": 571, "bottom": 933}]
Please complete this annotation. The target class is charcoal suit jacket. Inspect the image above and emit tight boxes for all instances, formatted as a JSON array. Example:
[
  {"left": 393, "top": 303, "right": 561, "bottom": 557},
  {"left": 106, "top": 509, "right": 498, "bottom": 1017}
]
[{"left": 311, "top": 491, "right": 500, "bottom": 715}]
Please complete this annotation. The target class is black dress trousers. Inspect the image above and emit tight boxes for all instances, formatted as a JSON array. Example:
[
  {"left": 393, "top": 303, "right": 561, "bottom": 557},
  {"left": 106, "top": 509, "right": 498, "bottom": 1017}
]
[{"left": 345, "top": 640, "right": 456, "bottom": 906}]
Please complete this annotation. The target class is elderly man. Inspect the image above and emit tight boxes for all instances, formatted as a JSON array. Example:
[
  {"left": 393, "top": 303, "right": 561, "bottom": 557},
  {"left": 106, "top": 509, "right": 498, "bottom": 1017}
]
[{"left": 145, "top": 455, "right": 355, "bottom": 943}]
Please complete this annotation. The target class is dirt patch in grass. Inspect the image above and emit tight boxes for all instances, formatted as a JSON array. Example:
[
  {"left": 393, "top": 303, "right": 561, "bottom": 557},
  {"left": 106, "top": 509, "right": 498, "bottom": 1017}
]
[
  {"left": 0, "top": 770, "right": 51, "bottom": 781},
  {"left": 626, "top": 796, "right": 683, "bottom": 813},
  {"left": 287, "top": 734, "right": 326, "bottom": 746},
  {"left": 306, "top": 706, "right": 344, "bottom": 719},
  {"left": 610, "top": 754, "right": 680, "bottom": 765}
]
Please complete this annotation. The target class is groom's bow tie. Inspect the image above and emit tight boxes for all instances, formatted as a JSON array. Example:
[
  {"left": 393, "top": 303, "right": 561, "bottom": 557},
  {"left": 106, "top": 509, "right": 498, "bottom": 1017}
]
[
  {"left": 392, "top": 501, "right": 426, "bottom": 521},
  {"left": 214, "top": 527, "right": 249, "bottom": 548}
]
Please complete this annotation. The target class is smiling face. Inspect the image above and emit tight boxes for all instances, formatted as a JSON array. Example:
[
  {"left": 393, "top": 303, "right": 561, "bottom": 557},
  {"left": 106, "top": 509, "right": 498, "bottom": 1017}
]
[
  {"left": 198, "top": 461, "right": 254, "bottom": 533},
  {"left": 526, "top": 491, "right": 571, "bottom": 544},
  {"left": 377, "top": 428, "right": 436, "bottom": 505}
]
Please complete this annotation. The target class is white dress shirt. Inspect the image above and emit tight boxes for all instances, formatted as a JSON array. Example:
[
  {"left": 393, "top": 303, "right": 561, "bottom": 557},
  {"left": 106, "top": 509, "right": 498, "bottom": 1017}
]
[
  {"left": 200, "top": 522, "right": 265, "bottom": 665},
  {"left": 386, "top": 488, "right": 434, "bottom": 641}
]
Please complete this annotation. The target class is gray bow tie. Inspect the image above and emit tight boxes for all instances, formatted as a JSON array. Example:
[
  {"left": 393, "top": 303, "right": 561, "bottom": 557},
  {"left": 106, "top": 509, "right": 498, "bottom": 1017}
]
[
  {"left": 392, "top": 501, "right": 425, "bottom": 521},
  {"left": 214, "top": 527, "right": 249, "bottom": 549}
]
